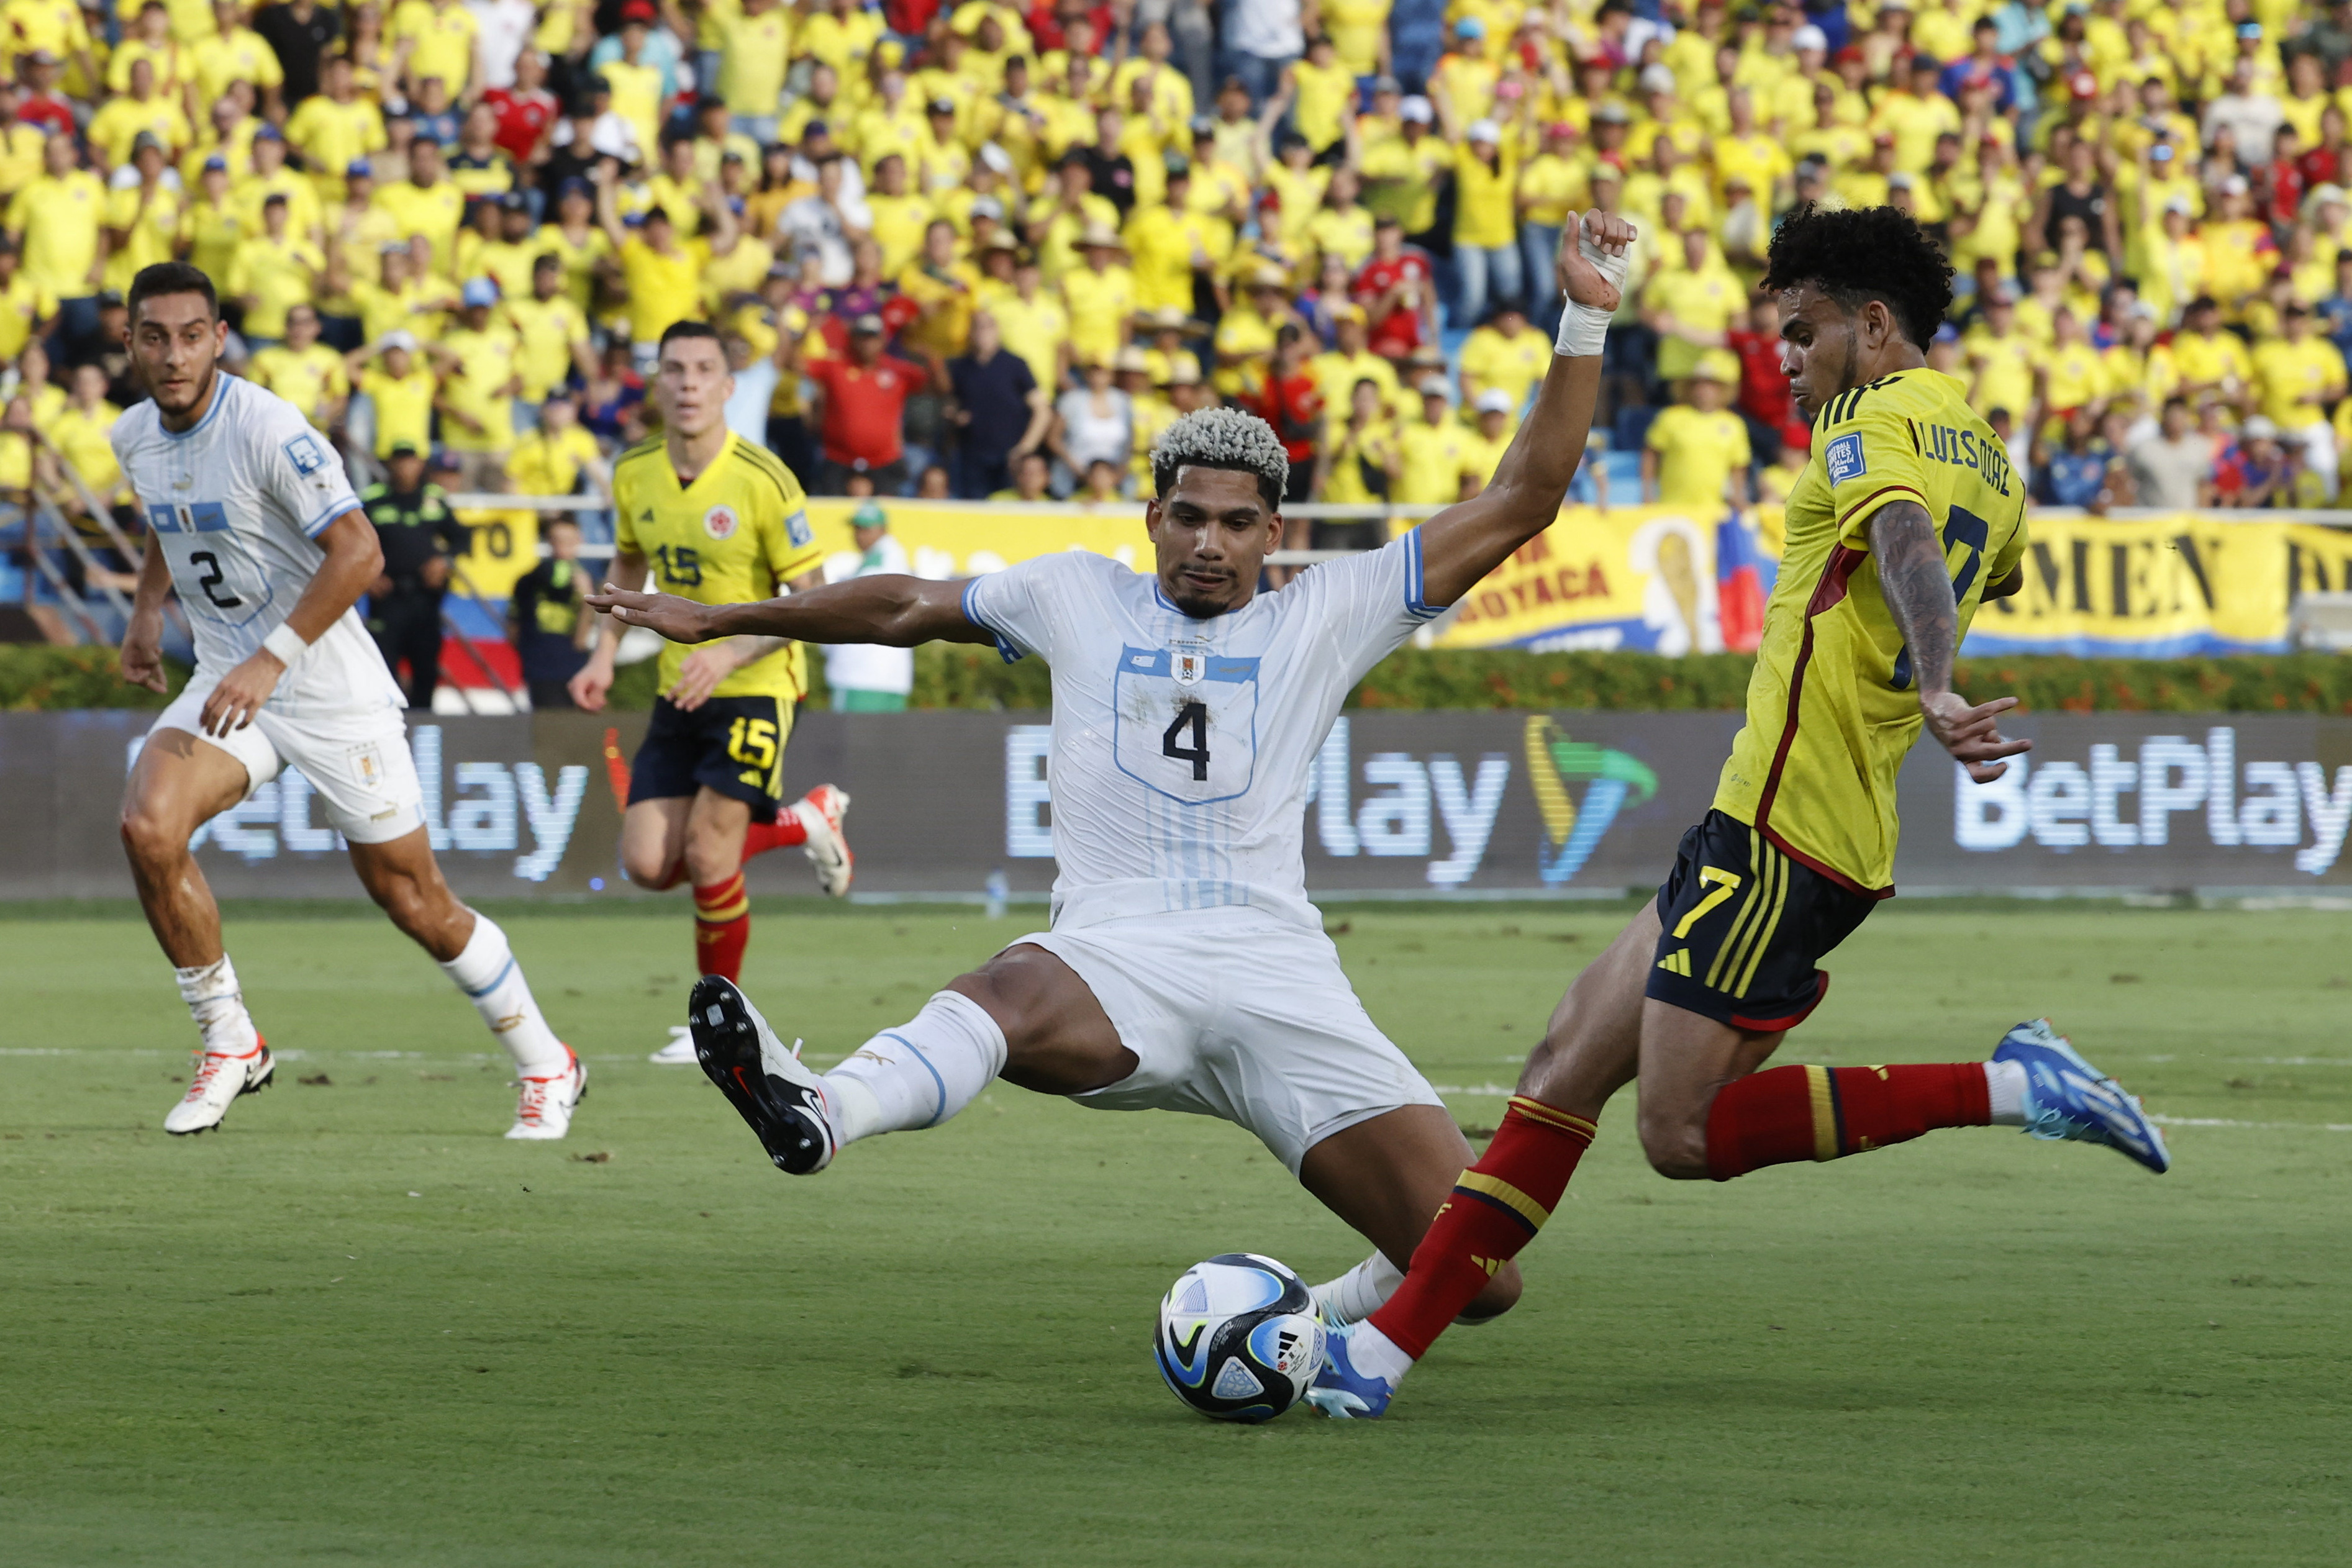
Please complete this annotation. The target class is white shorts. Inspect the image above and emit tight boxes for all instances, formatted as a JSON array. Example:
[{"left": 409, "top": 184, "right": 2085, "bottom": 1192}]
[
  {"left": 152, "top": 675, "right": 427, "bottom": 846},
  {"left": 1014, "top": 907, "right": 1445, "bottom": 1174}
]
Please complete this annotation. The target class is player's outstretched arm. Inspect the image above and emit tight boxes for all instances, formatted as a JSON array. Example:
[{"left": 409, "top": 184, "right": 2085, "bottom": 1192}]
[
  {"left": 1412, "top": 209, "right": 1635, "bottom": 610},
  {"left": 1869, "top": 499, "right": 2032, "bottom": 784},
  {"left": 586, "top": 573, "right": 999, "bottom": 651}
]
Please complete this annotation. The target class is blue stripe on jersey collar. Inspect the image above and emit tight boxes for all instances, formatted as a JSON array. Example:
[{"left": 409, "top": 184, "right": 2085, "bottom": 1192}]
[{"left": 158, "top": 373, "right": 237, "bottom": 442}]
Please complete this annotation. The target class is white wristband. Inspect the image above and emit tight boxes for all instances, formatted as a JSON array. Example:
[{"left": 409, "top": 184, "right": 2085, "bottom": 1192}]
[
  {"left": 1556, "top": 298, "right": 1612, "bottom": 358},
  {"left": 262, "top": 620, "right": 309, "bottom": 668}
]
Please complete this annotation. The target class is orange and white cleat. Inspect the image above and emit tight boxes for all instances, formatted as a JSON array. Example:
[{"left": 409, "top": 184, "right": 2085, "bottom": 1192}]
[
  {"left": 165, "top": 1036, "right": 275, "bottom": 1135},
  {"left": 789, "top": 784, "right": 853, "bottom": 897},
  {"left": 506, "top": 1046, "right": 587, "bottom": 1140}
]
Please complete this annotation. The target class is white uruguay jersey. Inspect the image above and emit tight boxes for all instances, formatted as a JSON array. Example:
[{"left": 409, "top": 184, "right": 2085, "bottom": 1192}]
[
  {"left": 113, "top": 374, "right": 401, "bottom": 714},
  {"left": 963, "top": 533, "right": 1443, "bottom": 930}
]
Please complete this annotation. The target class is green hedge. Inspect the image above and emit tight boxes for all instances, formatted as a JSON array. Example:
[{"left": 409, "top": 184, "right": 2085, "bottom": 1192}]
[{"left": 9, "top": 641, "right": 2346, "bottom": 715}]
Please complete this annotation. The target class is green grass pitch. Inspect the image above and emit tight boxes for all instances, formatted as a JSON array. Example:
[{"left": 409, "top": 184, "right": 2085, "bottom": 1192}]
[{"left": 2, "top": 899, "right": 2349, "bottom": 1566}]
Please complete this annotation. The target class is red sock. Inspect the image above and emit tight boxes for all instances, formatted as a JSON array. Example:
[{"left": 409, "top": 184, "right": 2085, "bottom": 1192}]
[
  {"left": 740, "top": 812, "right": 808, "bottom": 859},
  {"left": 602, "top": 728, "right": 632, "bottom": 811},
  {"left": 1704, "top": 1064, "right": 1991, "bottom": 1180},
  {"left": 692, "top": 872, "right": 750, "bottom": 981},
  {"left": 1366, "top": 1097, "right": 1598, "bottom": 1361}
]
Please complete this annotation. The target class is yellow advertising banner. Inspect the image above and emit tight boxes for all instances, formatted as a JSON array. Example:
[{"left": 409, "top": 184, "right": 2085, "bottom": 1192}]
[{"left": 771, "top": 499, "right": 2345, "bottom": 659}]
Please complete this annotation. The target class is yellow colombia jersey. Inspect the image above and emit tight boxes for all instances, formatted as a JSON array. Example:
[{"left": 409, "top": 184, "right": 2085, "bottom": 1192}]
[
  {"left": 613, "top": 433, "right": 825, "bottom": 704},
  {"left": 1714, "top": 367, "right": 2027, "bottom": 893}
]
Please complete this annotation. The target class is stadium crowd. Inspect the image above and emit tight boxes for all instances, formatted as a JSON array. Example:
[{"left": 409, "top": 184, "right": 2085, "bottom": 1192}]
[{"left": 12, "top": 0, "right": 2352, "bottom": 678}]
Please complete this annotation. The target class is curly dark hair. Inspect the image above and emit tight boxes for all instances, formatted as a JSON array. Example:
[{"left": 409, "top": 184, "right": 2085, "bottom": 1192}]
[{"left": 1760, "top": 203, "right": 1953, "bottom": 351}]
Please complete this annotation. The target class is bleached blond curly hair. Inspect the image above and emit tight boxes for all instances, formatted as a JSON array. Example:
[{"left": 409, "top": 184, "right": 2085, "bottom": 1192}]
[{"left": 1150, "top": 406, "right": 1290, "bottom": 509}]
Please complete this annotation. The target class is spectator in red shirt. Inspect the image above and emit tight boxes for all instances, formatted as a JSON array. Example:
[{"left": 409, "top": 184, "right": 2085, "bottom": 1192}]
[
  {"left": 807, "top": 315, "right": 915, "bottom": 495},
  {"left": 1723, "top": 296, "right": 1805, "bottom": 458},
  {"left": 1257, "top": 323, "right": 1324, "bottom": 503},
  {"left": 15, "top": 55, "right": 76, "bottom": 138},
  {"left": 487, "top": 48, "right": 558, "bottom": 166},
  {"left": 1353, "top": 214, "right": 1435, "bottom": 363},
  {"left": 2257, "top": 124, "right": 2309, "bottom": 227}
]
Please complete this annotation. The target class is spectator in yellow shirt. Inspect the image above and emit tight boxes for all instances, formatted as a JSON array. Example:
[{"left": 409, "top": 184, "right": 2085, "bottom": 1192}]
[
  {"left": 1456, "top": 301, "right": 1548, "bottom": 420},
  {"left": 388, "top": 0, "right": 482, "bottom": 98},
  {"left": 1640, "top": 225, "right": 1744, "bottom": 385},
  {"left": 431, "top": 279, "right": 523, "bottom": 489},
  {"left": 2251, "top": 302, "right": 2349, "bottom": 497},
  {"left": 1395, "top": 378, "right": 1472, "bottom": 504},
  {"left": 247, "top": 302, "right": 350, "bottom": 430},
  {"left": 596, "top": 161, "right": 715, "bottom": 360},
  {"left": 101, "top": 134, "right": 183, "bottom": 294},
  {"left": 1457, "top": 388, "right": 1517, "bottom": 497},
  {"left": 347, "top": 330, "right": 437, "bottom": 458},
  {"left": 5, "top": 133, "right": 106, "bottom": 349},
  {"left": 1061, "top": 223, "right": 1137, "bottom": 369},
  {"left": 1642, "top": 353, "right": 1753, "bottom": 510},
  {"left": 0, "top": 241, "right": 57, "bottom": 362},
  {"left": 225, "top": 193, "right": 324, "bottom": 347},
  {"left": 1452, "top": 116, "right": 1521, "bottom": 329}
]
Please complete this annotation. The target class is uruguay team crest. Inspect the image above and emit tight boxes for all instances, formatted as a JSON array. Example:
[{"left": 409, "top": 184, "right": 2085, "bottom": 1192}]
[
  {"left": 1523, "top": 716, "right": 1658, "bottom": 885},
  {"left": 1172, "top": 646, "right": 1206, "bottom": 687},
  {"left": 704, "top": 505, "right": 738, "bottom": 540}
]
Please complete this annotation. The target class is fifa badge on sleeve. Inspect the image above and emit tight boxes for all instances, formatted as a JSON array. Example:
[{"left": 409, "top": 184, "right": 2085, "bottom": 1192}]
[{"left": 1824, "top": 433, "right": 1866, "bottom": 484}]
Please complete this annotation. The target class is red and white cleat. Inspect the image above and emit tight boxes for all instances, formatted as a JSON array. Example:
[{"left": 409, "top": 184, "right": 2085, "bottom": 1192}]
[
  {"left": 165, "top": 1036, "right": 275, "bottom": 1135},
  {"left": 506, "top": 1046, "right": 587, "bottom": 1140},
  {"left": 789, "top": 784, "right": 853, "bottom": 897}
]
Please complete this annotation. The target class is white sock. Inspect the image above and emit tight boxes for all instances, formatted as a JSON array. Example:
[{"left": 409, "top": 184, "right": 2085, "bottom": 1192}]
[
  {"left": 1312, "top": 1252, "right": 1403, "bottom": 1326},
  {"left": 175, "top": 956, "right": 259, "bottom": 1055},
  {"left": 822, "top": 990, "right": 1008, "bottom": 1144},
  {"left": 1346, "top": 1321, "right": 1416, "bottom": 1382},
  {"left": 1986, "top": 1058, "right": 2030, "bottom": 1126},
  {"left": 440, "top": 914, "right": 566, "bottom": 1072}
]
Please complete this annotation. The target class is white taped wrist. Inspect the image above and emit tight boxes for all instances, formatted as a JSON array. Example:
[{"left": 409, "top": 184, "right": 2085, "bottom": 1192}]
[
  {"left": 262, "top": 621, "right": 309, "bottom": 668},
  {"left": 1556, "top": 301, "right": 1611, "bottom": 358}
]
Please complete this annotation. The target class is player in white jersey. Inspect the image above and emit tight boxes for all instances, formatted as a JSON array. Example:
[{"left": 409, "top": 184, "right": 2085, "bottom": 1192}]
[
  {"left": 590, "top": 214, "right": 1634, "bottom": 1325},
  {"left": 111, "top": 262, "right": 586, "bottom": 1140}
]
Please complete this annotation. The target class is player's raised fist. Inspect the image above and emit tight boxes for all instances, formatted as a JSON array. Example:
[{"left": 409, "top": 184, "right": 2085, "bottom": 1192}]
[{"left": 1558, "top": 210, "right": 1635, "bottom": 312}]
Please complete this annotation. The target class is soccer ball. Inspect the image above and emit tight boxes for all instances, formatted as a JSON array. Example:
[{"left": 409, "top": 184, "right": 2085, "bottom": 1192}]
[{"left": 1153, "top": 1253, "right": 1324, "bottom": 1422}]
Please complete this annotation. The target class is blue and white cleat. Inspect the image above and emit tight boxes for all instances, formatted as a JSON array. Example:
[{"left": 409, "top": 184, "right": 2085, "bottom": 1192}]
[
  {"left": 1304, "top": 1322, "right": 1399, "bottom": 1420},
  {"left": 1994, "top": 1019, "right": 2171, "bottom": 1174}
]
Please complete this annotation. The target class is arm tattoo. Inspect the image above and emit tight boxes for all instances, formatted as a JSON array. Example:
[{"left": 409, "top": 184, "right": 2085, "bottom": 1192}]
[{"left": 1869, "top": 500, "right": 1958, "bottom": 697}]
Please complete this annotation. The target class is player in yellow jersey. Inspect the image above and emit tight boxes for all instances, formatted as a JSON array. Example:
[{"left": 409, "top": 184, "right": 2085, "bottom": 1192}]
[
  {"left": 1309, "top": 205, "right": 2171, "bottom": 1421},
  {"left": 568, "top": 320, "right": 855, "bottom": 1062}
]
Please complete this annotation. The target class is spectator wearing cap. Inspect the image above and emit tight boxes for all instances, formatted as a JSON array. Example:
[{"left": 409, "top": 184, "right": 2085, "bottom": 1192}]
[
  {"left": 1458, "top": 387, "right": 1518, "bottom": 501},
  {"left": 1427, "top": 17, "right": 1497, "bottom": 140},
  {"left": 1357, "top": 96, "right": 1445, "bottom": 247},
  {"left": 820, "top": 502, "right": 917, "bottom": 712},
  {"left": 286, "top": 56, "right": 390, "bottom": 206},
  {"left": 236, "top": 124, "right": 327, "bottom": 247},
  {"left": 1644, "top": 350, "right": 1752, "bottom": 511},
  {"left": 1516, "top": 122, "right": 1584, "bottom": 337},
  {"left": 227, "top": 192, "right": 325, "bottom": 350},
  {"left": 6, "top": 134, "right": 105, "bottom": 358},
  {"left": 247, "top": 302, "right": 350, "bottom": 432},
  {"left": 1451, "top": 113, "right": 1522, "bottom": 329},
  {"left": 808, "top": 314, "right": 915, "bottom": 494},
  {"left": 101, "top": 133, "right": 184, "bottom": 298},
  {"left": 347, "top": 330, "right": 437, "bottom": 460},
  {"left": 506, "top": 253, "right": 595, "bottom": 416},
  {"left": 2252, "top": 302, "right": 2348, "bottom": 496},
  {"left": 1063, "top": 220, "right": 1137, "bottom": 369},
  {"left": 595, "top": 158, "right": 733, "bottom": 365},
  {"left": 946, "top": 308, "right": 1049, "bottom": 499},
  {"left": 1396, "top": 374, "right": 1472, "bottom": 505},
  {"left": 430, "top": 278, "right": 524, "bottom": 489},
  {"left": 360, "top": 442, "right": 468, "bottom": 710},
  {"left": 593, "top": 2, "right": 671, "bottom": 161}
]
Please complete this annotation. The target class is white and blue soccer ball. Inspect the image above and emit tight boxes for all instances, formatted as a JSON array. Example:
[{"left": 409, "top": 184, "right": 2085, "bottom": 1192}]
[{"left": 1153, "top": 1253, "right": 1324, "bottom": 1423}]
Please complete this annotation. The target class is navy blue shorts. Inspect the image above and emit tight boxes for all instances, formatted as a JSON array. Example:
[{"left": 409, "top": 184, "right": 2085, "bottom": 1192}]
[{"left": 627, "top": 694, "right": 790, "bottom": 821}]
